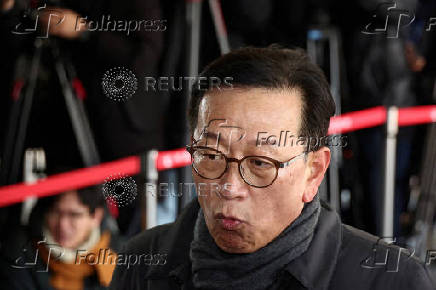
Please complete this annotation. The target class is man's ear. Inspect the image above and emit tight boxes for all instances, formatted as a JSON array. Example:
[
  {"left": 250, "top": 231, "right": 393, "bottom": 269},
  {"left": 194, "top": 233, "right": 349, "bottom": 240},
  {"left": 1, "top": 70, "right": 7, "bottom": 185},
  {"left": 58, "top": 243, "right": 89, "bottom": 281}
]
[
  {"left": 302, "top": 147, "right": 331, "bottom": 203},
  {"left": 91, "top": 207, "right": 104, "bottom": 227}
]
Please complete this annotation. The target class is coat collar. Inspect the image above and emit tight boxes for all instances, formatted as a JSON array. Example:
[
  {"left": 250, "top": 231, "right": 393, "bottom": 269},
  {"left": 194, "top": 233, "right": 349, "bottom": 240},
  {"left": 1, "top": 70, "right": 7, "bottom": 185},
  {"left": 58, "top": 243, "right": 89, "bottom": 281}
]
[
  {"left": 283, "top": 202, "right": 342, "bottom": 289},
  {"left": 166, "top": 200, "right": 343, "bottom": 290}
]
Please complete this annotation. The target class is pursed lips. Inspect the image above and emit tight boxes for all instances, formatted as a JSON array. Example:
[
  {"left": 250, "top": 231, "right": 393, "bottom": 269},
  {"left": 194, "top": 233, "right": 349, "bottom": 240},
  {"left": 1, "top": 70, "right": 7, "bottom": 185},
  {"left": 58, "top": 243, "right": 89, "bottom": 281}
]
[{"left": 214, "top": 212, "right": 245, "bottom": 230}]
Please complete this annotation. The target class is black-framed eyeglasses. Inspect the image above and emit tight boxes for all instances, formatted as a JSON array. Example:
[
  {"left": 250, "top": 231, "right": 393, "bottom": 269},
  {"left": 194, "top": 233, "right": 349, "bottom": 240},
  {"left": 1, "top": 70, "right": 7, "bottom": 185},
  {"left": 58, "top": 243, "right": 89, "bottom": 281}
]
[{"left": 186, "top": 145, "right": 307, "bottom": 188}]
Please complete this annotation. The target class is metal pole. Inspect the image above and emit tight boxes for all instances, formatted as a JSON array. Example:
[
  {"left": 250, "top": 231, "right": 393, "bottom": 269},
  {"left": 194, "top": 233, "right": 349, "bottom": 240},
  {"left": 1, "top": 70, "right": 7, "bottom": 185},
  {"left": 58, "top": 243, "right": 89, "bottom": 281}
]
[
  {"left": 327, "top": 29, "right": 342, "bottom": 212},
  {"left": 208, "top": 0, "right": 230, "bottom": 55},
  {"left": 382, "top": 106, "right": 398, "bottom": 237},
  {"left": 144, "top": 150, "right": 158, "bottom": 229},
  {"left": 186, "top": 0, "right": 202, "bottom": 80},
  {"left": 307, "top": 28, "right": 342, "bottom": 212},
  {"left": 180, "top": 0, "right": 203, "bottom": 211},
  {"left": 329, "top": 29, "right": 341, "bottom": 117},
  {"left": 21, "top": 148, "right": 45, "bottom": 225},
  {"left": 329, "top": 146, "right": 341, "bottom": 211}
]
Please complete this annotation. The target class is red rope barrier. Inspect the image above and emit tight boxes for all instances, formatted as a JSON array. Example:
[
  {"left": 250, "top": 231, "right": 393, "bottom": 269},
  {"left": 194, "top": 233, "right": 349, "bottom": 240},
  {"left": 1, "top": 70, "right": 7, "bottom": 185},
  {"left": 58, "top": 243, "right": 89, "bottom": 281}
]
[
  {"left": 328, "top": 106, "right": 387, "bottom": 135},
  {"left": 398, "top": 105, "right": 436, "bottom": 127},
  {"left": 0, "top": 105, "right": 435, "bottom": 207},
  {"left": 156, "top": 148, "right": 191, "bottom": 171},
  {"left": 0, "top": 156, "right": 140, "bottom": 207}
]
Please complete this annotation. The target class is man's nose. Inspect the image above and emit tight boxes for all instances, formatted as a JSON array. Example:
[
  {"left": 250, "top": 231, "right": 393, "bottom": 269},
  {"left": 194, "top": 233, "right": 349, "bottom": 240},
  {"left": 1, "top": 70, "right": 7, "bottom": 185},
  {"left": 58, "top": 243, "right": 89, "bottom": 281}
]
[{"left": 218, "top": 162, "right": 249, "bottom": 200}]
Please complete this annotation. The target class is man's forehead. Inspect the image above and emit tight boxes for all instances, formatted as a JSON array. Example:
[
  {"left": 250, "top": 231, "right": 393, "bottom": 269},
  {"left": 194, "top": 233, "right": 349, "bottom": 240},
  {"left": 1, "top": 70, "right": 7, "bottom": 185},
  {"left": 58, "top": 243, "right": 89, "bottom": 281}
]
[
  {"left": 195, "top": 88, "right": 303, "bottom": 135},
  {"left": 194, "top": 119, "right": 245, "bottom": 142}
]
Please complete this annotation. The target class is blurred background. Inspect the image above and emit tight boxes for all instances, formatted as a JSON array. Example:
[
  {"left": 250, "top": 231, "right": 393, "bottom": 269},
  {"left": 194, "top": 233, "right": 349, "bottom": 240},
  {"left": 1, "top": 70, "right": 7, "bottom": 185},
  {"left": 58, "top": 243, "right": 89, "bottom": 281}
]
[{"left": 0, "top": 0, "right": 436, "bottom": 286}]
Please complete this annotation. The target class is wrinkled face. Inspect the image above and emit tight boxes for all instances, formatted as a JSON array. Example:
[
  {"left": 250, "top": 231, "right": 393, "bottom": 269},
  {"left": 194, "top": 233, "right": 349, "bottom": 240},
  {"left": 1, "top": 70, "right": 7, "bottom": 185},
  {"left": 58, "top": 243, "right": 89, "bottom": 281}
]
[
  {"left": 192, "top": 88, "right": 330, "bottom": 253},
  {"left": 45, "top": 191, "right": 102, "bottom": 249}
]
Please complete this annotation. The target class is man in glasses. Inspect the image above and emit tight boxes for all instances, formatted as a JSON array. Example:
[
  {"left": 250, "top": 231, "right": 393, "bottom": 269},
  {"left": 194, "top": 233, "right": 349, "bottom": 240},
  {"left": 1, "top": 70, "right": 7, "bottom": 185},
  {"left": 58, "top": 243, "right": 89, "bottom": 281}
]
[{"left": 110, "top": 47, "right": 435, "bottom": 289}]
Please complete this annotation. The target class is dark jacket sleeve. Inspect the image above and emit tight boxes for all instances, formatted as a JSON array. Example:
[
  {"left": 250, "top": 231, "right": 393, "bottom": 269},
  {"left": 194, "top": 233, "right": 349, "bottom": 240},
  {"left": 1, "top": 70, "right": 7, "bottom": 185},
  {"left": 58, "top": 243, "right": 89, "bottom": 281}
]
[
  {"left": 396, "top": 257, "right": 436, "bottom": 289},
  {"left": 109, "top": 224, "right": 172, "bottom": 290},
  {"left": 80, "top": 0, "right": 166, "bottom": 159},
  {"left": 109, "top": 243, "right": 139, "bottom": 290},
  {"left": 87, "top": 0, "right": 163, "bottom": 69},
  {"left": 0, "top": 227, "right": 52, "bottom": 290}
]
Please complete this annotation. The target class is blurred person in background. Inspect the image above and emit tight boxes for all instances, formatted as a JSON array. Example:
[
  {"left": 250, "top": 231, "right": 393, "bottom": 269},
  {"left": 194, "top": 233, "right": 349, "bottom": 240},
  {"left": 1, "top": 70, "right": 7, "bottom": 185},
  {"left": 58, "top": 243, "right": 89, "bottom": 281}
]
[
  {"left": 0, "top": 0, "right": 165, "bottom": 237},
  {"left": 221, "top": 0, "right": 328, "bottom": 49},
  {"left": 0, "top": 185, "right": 121, "bottom": 290},
  {"left": 0, "top": 0, "right": 165, "bottom": 163},
  {"left": 343, "top": 0, "right": 420, "bottom": 237},
  {"left": 406, "top": 0, "right": 436, "bottom": 104}
]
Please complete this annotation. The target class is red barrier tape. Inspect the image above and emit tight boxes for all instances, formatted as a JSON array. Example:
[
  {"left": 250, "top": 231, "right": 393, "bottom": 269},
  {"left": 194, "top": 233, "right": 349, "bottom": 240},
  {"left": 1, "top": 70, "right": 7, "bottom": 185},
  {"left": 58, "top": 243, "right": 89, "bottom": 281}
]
[
  {"left": 328, "top": 106, "right": 387, "bottom": 135},
  {"left": 1, "top": 105, "right": 436, "bottom": 207},
  {"left": 156, "top": 148, "right": 191, "bottom": 171},
  {"left": 0, "top": 156, "right": 140, "bottom": 207},
  {"left": 398, "top": 105, "right": 436, "bottom": 127}
]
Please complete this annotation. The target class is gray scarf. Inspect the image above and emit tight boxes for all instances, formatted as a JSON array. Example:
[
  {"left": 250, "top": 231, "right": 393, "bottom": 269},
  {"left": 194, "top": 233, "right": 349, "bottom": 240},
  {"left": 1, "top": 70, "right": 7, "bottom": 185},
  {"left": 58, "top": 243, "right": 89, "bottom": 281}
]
[{"left": 189, "top": 195, "right": 321, "bottom": 290}]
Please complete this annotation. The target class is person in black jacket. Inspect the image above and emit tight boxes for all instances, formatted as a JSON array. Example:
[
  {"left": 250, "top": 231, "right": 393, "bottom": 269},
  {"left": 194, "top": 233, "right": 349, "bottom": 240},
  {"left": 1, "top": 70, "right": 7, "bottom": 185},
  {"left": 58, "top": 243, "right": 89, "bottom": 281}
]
[{"left": 109, "top": 47, "right": 436, "bottom": 289}]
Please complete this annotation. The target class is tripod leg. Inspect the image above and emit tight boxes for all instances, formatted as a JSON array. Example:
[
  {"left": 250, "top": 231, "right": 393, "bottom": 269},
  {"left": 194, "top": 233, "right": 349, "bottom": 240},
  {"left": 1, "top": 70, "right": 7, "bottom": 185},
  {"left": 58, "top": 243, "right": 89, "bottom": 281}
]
[
  {"left": 52, "top": 45, "right": 100, "bottom": 167},
  {"left": 0, "top": 59, "right": 26, "bottom": 185},
  {"left": 6, "top": 40, "right": 44, "bottom": 185}
]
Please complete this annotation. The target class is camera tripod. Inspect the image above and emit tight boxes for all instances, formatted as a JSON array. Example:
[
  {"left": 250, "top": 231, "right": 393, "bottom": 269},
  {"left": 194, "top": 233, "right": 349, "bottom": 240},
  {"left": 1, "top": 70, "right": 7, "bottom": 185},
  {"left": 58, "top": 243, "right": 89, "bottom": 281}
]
[{"left": 0, "top": 38, "right": 100, "bottom": 185}]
